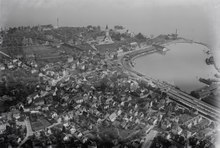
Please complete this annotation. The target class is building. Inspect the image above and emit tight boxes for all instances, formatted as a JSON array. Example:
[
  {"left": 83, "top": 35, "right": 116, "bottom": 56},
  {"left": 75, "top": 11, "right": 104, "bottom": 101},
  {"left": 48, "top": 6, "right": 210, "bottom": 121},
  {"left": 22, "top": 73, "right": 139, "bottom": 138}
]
[
  {"left": 85, "top": 37, "right": 96, "bottom": 44},
  {"left": 67, "top": 56, "right": 74, "bottom": 63},
  {"left": 0, "top": 63, "right": 5, "bottom": 70},
  {"left": 96, "top": 25, "right": 114, "bottom": 45},
  {"left": 40, "top": 24, "right": 54, "bottom": 31},
  {"left": 139, "top": 42, "right": 148, "bottom": 48},
  {"left": 46, "top": 35, "right": 54, "bottom": 40},
  {"left": 109, "top": 112, "right": 117, "bottom": 122},
  {"left": 130, "top": 42, "right": 139, "bottom": 50},
  {"left": 114, "top": 26, "right": 127, "bottom": 34},
  {"left": 0, "top": 35, "right": 3, "bottom": 45},
  {"left": 22, "top": 37, "right": 33, "bottom": 46}
]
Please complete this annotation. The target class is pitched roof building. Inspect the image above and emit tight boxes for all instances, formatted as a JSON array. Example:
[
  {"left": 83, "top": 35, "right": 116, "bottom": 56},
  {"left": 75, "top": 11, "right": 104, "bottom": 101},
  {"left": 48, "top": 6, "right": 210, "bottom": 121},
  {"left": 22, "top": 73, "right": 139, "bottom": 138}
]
[{"left": 96, "top": 25, "right": 114, "bottom": 45}]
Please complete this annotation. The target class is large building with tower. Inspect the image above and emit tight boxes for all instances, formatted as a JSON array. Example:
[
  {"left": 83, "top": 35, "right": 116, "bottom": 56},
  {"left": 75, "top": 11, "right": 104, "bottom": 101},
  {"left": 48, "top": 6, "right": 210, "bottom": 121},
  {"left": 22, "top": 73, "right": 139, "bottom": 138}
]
[{"left": 96, "top": 25, "right": 114, "bottom": 45}]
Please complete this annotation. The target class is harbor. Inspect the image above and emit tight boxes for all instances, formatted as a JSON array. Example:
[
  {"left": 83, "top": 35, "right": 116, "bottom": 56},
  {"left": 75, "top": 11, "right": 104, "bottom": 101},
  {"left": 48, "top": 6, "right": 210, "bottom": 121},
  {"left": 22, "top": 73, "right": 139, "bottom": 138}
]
[{"left": 134, "top": 42, "right": 219, "bottom": 93}]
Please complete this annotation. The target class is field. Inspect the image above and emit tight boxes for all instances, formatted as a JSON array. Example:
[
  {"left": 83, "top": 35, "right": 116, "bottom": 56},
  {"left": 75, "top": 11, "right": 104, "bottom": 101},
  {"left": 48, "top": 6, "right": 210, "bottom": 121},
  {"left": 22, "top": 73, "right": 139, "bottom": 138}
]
[
  {"left": 30, "top": 117, "right": 51, "bottom": 131},
  {"left": 23, "top": 45, "right": 61, "bottom": 58},
  {"left": 23, "top": 44, "right": 81, "bottom": 65}
]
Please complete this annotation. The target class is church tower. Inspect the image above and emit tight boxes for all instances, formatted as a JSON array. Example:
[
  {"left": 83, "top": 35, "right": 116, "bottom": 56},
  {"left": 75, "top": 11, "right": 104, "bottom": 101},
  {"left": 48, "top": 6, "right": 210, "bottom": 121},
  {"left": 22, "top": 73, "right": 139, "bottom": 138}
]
[
  {"left": 103, "top": 25, "right": 113, "bottom": 43},
  {"left": 105, "top": 25, "right": 110, "bottom": 37}
]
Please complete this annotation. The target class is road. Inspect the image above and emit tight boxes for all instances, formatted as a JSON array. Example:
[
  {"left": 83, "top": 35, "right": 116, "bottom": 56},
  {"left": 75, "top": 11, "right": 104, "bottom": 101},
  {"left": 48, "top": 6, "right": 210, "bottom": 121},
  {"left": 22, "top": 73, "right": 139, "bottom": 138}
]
[
  {"left": 18, "top": 117, "right": 34, "bottom": 148},
  {"left": 141, "top": 129, "right": 158, "bottom": 148},
  {"left": 120, "top": 44, "right": 220, "bottom": 122},
  {"left": 0, "top": 50, "right": 11, "bottom": 58}
]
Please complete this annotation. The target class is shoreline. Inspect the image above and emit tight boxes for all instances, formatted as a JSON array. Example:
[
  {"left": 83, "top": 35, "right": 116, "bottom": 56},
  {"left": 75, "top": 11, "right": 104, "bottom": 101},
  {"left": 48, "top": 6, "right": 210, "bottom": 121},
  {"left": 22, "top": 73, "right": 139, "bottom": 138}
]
[
  {"left": 120, "top": 39, "right": 220, "bottom": 121},
  {"left": 131, "top": 38, "right": 212, "bottom": 67},
  {"left": 123, "top": 39, "right": 219, "bottom": 93}
]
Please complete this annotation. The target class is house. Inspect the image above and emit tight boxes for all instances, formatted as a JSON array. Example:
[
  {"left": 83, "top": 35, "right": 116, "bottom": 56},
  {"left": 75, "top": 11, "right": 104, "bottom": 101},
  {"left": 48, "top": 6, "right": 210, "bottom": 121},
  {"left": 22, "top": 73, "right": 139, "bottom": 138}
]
[
  {"left": 109, "top": 112, "right": 117, "bottom": 122},
  {"left": 96, "top": 36, "right": 106, "bottom": 43},
  {"left": 130, "top": 80, "right": 139, "bottom": 92},
  {"left": 0, "top": 35, "right": 3, "bottom": 45},
  {"left": 22, "top": 37, "right": 33, "bottom": 46},
  {"left": 188, "top": 122, "right": 192, "bottom": 129},
  {"left": 70, "top": 126, "right": 76, "bottom": 134},
  {"left": 117, "top": 47, "right": 124, "bottom": 55},
  {"left": 167, "top": 33, "right": 178, "bottom": 40},
  {"left": 44, "top": 41, "right": 50, "bottom": 46},
  {"left": 12, "top": 110, "right": 20, "bottom": 120},
  {"left": 114, "top": 27, "right": 127, "bottom": 34},
  {"left": 130, "top": 42, "right": 139, "bottom": 50},
  {"left": 7, "top": 62, "right": 14, "bottom": 69},
  {"left": 153, "top": 118, "right": 158, "bottom": 125},
  {"left": 172, "top": 124, "right": 183, "bottom": 135},
  {"left": 41, "top": 25, "right": 54, "bottom": 31},
  {"left": 26, "top": 54, "right": 35, "bottom": 59},
  {"left": 30, "top": 110, "right": 40, "bottom": 114},
  {"left": 67, "top": 39, "right": 74, "bottom": 45},
  {"left": 139, "top": 42, "right": 148, "bottom": 48},
  {"left": 199, "top": 128, "right": 215, "bottom": 137},
  {"left": 126, "top": 30, "right": 135, "bottom": 37},
  {"left": 121, "top": 121, "right": 127, "bottom": 128},
  {"left": 0, "top": 63, "right": 5, "bottom": 70},
  {"left": 51, "top": 42, "right": 61, "bottom": 48},
  {"left": 74, "top": 39, "right": 83, "bottom": 45},
  {"left": 117, "top": 109, "right": 122, "bottom": 116},
  {"left": 46, "top": 35, "right": 54, "bottom": 40},
  {"left": 85, "top": 37, "right": 96, "bottom": 44},
  {"left": 0, "top": 123, "right": 7, "bottom": 134},
  {"left": 34, "top": 98, "right": 45, "bottom": 106},
  {"left": 51, "top": 112, "right": 58, "bottom": 119},
  {"left": 67, "top": 56, "right": 73, "bottom": 63},
  {"left": 15, "top": 54, "right": 23, "bottom": 59}
]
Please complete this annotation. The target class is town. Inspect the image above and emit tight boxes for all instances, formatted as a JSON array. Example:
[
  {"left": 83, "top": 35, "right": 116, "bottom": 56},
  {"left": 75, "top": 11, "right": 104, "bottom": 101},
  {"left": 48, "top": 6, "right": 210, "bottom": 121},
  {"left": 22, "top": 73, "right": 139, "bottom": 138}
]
[{"left": 0, "top": 24, "right": 219, "bottom": 148}]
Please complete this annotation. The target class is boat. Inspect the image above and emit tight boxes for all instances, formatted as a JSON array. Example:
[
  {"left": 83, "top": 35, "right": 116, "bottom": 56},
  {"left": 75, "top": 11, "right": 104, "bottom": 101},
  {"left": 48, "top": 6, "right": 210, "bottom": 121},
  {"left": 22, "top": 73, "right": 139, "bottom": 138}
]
[
  {"left": 199, "top": 78, "right": 212, "bottom": 85},
  {"left": 214, "top": 74, "right": 220, "bottom": 78}
]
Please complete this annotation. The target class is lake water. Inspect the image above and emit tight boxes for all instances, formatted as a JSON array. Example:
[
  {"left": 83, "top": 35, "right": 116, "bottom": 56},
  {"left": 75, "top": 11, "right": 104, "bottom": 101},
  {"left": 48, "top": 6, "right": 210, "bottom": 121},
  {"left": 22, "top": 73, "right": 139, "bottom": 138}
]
[{"left": 134, "top": 43, "right": 218, "bottom": 93}]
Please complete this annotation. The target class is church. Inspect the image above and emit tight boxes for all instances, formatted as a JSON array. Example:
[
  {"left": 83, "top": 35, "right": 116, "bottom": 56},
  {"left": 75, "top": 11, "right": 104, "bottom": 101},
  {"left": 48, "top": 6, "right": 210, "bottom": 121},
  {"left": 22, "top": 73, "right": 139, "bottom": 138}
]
[{"left": 96, "top": 25, "right": 114, "bottom": 45}]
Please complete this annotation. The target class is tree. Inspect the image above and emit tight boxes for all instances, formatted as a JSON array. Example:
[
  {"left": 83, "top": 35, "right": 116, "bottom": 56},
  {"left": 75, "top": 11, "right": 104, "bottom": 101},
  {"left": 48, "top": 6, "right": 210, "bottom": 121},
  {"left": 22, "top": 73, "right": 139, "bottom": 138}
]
[
  {"left": 111, "top": 33, "right": 121, "bottom": 41},
  {"left": 97, "top": 26, "right": 101, "bottom": 31},
  {"left": 150, "top": 34, "right": 154, "bottom": 39},
  {"left": 135, "top": 33, "right": 146, "bottom": 40},
  {"left": 114, "top": 25, "right": 124, "bottom": 30}
]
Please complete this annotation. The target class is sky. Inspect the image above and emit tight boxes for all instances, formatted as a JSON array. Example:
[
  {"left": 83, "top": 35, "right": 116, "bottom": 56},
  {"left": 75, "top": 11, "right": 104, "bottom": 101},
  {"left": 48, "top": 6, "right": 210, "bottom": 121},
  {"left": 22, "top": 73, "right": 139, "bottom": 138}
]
[
  {"left": 2, "top": 0, "right": 219, "bottom": 52},
  {"left": 0, "top": 1, "right": 216, "bottom": 29},
  {"left": 0, "top": 1, "right": 219, "bottom": 69},
  {"left": 0, "top": 0, "right": 220, "bottom": 56},
  {"left": 0, "top": 2, "right": 217, "bottom": 29}
]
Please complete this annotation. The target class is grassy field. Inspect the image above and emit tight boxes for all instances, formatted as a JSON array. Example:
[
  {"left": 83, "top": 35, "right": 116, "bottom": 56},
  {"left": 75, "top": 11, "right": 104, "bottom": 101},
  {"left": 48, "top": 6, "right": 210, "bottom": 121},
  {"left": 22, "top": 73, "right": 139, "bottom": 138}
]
[
  {"left": 31, "top": 117, "right": 51, "bottom": 131},
  {"left": 23, "top": 45, "right": 60, "bottom": 57},
  {"left": 23, "top": 44, "right": 81, "bottom": 65}
]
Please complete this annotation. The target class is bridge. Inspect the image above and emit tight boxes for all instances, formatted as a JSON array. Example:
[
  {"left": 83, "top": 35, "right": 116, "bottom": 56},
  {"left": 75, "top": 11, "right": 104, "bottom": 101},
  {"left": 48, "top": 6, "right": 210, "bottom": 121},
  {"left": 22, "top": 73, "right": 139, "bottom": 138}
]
[{"left": 120, "top": 45, "right": 220, "bottom": 122}]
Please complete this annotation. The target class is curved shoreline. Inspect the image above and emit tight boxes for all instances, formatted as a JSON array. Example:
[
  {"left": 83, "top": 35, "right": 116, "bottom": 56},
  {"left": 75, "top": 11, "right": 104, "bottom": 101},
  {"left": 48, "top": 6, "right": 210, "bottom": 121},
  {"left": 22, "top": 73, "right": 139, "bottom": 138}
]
[
  {"left": 120, "top": 39, "right": 220, "bottom": 121},
  {"left": 130, "top": 39, "right": 213, "bottom": 69},
  {"left": 120, "top": 39, "right": 207, "bottom": 87},
  {"left": 130, "top": 39, "right": 219, "bottom": 82}
]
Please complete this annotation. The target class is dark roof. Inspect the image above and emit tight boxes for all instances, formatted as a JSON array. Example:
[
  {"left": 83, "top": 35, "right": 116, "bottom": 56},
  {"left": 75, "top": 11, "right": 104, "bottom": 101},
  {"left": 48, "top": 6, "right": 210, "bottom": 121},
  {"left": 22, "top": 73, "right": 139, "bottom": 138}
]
[
  {"left": 151, "top": 34, "right": 168, "bottom": 43},
  {"left": 62, "top": 43, "right": 82, "bottom": 51},
  {"left": 95, "top": 43, "right": 121, "bottom": 53},
  {"left": 75, "top": 43, "right": 95, "bottom": 51}
]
